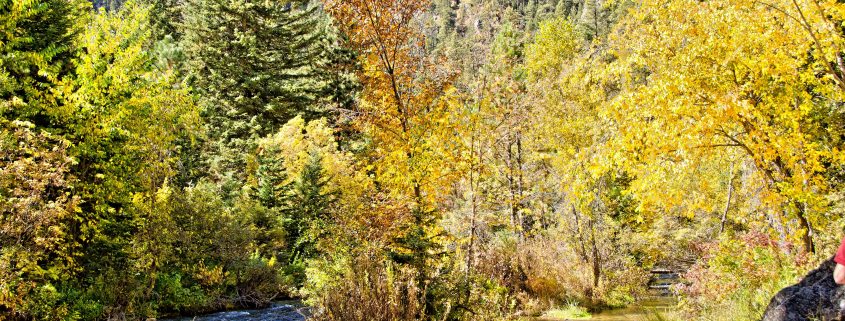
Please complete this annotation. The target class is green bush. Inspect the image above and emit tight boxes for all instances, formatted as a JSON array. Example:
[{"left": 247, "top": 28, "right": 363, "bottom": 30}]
[{"left": 155, "top": 273, "right": 209, "bottom": 313}]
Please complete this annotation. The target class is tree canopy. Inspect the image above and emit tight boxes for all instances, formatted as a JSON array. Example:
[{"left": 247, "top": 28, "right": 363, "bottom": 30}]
[{"left": 2, "top": 0, "right": 845, "bottom": 320}]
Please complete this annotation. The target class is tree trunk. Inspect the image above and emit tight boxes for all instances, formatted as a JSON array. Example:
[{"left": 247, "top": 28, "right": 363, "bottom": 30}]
[
  {"left": 794, "top": 201, "right": 815, "bottom": 254},
  {"left": 589, "top": 217, "right": 600, "bottom": 289},
  {"left": 507, "top": 137, "right": 520, "bottom": 236},
  {"left": 720, "top": 163, "right": 734, "bottom": 234},
  {"left": 572, "top": 205, "right": 589, "bottom": 262},
  {"left": 516, "top": 134, "right": 530, "bottom": 234}
]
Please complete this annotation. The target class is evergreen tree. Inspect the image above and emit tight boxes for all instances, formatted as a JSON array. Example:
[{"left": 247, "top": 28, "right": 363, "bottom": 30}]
[
  {"left": 284, "top": 152, "right": 337, "bottom": 261},
  {"left": 554, "top": 0, "right": 577, "bottom": 18},
  {"left": 434, "top": 0, "right": 456, "bottom": 44},
  {"left": 256, "top": 155, "right": 290, "bottom": 210},
  {"left": 181, "top": 0, "right": 356, "bottom": 177},
  {"left": 525, "top": 0, "right": 538, "bottom": 30},
  {"left": 578, "top": 0, "right": 607, "bottom": 40},
  {"left": 283, "top": 152, "right": 337, "bottom": 286},
  {"left": 534, "top": 0, "right": 556, "bottom": 25},
  {"left": 387, "top": 204, "right": 448, "bottom": 318},
  {"left": 144, "top": 0, "right": 183, "bottom": 39}
]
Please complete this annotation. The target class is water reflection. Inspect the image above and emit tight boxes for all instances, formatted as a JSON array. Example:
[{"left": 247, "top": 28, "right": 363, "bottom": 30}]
[{"left": 589, "top": 296, "right": 678, "bottom": 321}]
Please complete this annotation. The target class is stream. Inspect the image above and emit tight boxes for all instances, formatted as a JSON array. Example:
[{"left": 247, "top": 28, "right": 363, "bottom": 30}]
[
  {"left": 163, "top": 297, "right": 678, "bottom": 321},
  {"left": 163, "top": 292, "right": 677, "bottom": 321},
  {"left": 161, "top": 301, "right": 309, "bottom": 321},
  {"left": 587, "top": 296, "right": 679, "bottom": 321}
]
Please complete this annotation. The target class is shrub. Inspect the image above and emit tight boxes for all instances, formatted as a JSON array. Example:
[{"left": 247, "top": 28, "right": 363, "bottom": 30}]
[
  {"left": 677, "top": 231, "right": 810, "bottom": 320},
  {"left": 306, "top": 253, "right": 422, "bottom": 321},
  {"left": 155, "top": 273, "right": 208, "bottom": 313},
  {"left": 473, "top": 228, "right": 649, "bottom": 314},
  {"left": 476, "top": 231, "right": 593, "bottom": 311},
  {"left": 0, "top": 124, "right": 81, "bottom": 321},
  {"left": 541, "top": 303, "right": 592, "bottom": 320}
]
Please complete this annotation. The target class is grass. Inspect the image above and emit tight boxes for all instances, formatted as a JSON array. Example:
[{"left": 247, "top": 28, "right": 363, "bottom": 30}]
[
  {"left": 540, "top": 303, "right": 592, "bottom": 320},
  {"left": 641, "top": 308, "right": 685, "bottom": 321}
]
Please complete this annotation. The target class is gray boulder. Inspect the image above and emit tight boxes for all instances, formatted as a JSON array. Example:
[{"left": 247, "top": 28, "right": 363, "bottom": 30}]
[{"left": 762, "top": 259, "right": 845, "bottom": 321}]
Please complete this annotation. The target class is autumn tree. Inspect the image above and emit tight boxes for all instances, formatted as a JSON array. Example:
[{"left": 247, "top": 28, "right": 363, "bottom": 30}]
[
  {"left": 0, "top": 1, "right": 204, "bottom": 318},
  {"left": 0, "top": 0, "right": 87, "bottom": 318},
  {"left": 324, "top": 0, "right": 461, "bottom": 201},
  {"left": 48, "top": 3, "right": 198, "bottom": 318},
  {"left": 324, "top": 0, "right": 468, "bottom": 317},
  {"left": 595, "top": 0, "right": 845, "bottom": 254},
  {"left": 0, "top": 123, "right": 80, "bottom": 319},
  {"left": 256, "top": 116, "right": 367, "bottom": 288}
]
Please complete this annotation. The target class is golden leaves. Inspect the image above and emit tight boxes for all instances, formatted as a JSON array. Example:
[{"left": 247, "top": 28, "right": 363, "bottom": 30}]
[
  {"left": 558, "top": 0, "right": 845, "bottom": 249},
  {"left": 526, "top": 0, "right": 845, "bottom": 251},
  {"left": 324, "top": 0, "right": 460, "bottom": 205}
]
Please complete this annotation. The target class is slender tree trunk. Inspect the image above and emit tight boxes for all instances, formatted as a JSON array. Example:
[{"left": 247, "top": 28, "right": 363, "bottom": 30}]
[
  {"left": 589, "top": 216, "right": 600, "bottom": 289},
  {"left": 796, "top": 156, "right": 815, "bottom": 254},
  {"left": 593, "top": 0, "right": 599, "bottom": 38},
  {"left": 516, "top": 134, "right": 529, "bottom": 233},
  {"left": 794, "top": 201, "right": 815, "bottom": 254},
  {"left": 572, "top": 204, "right": 589, "bottom": 262},
  {"left": 720, "top": 163, "right": 734, "bottom": 234},
  {"left": 507, "top": 138, "right": 519, "bottom": 234},
  {"left": 466, "top": 132, "right": 478, "bottom": 275}
]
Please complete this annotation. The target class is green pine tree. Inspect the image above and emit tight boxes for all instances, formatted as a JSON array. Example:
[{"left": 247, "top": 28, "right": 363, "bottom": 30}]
[
  {"left": 282, "top": 152, "right": 337, "bottom": 286},
  {"left": 256, "top": 153, "right": 291, "bottom": 210},
  {"left": 144, "top": 0, "right": 183, "bottom": 39},
  {"left": 579, "top": 0, "right": 607, "bottom": 40},
  {"left": 285, "top": 152, "right": 336, "bottom": 260},
  {"left": 434, "top": 0, "right": 456, "bottom": 45},
  {"left": 388, "top": 204, "right": 448, "bottom": 318},
  {"left": 554, "top": 0, "right": 577, "bottom": 18},
  {"left": 525, "top": 0, "right": 538, "bottom": 30},
  {"left": 181, "top": 0, "right": 356, "bottom": 177}
]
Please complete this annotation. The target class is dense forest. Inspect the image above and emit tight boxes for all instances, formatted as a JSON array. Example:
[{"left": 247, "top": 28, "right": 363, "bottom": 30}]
[{"left": 2, "top": 0, "right": 845, "bottom": 320}]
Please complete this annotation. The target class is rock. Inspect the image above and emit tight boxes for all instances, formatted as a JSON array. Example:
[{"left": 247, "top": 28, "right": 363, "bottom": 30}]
[{"left": 762, "top": 259, "right": 845, "bottom": 321}]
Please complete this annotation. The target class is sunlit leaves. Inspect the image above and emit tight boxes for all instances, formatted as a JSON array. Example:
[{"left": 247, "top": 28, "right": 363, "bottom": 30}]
[
  {"left": 258, "top": 116, "right": 369, "bottom": 213},
  {"left": 525, "top": 17, "right": 579, "bottom": 78},
  {"left": 0, "top": 0, "right": 88, "bottom": 117},
  {"left": 325, "top": 0, "right": 462, "bottom": 206},
  {"left": 563, "top": 0, "right": 845, "bottom": 252},
  {"left": 60, "top": 2, "right": 198, "bottom": 204}
]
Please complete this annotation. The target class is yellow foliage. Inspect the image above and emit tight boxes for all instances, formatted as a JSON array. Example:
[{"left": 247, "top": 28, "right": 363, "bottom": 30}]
[
  {"left": 325, "top": 0, "right": 461, "bottom": 207},
  {"left": 531, "top": 0, "right": 845, "bottom": 253},
  {"left": 259, "top": 116, "right": 371, "bottom": 212}
]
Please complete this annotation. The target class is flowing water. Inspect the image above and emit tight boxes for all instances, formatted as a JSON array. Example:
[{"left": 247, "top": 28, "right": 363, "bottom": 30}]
[
  {"left": 163, "top": 295, "right": 677, "bottom": 321},
  {"left": 161, "top": 301, "right": 308, "bottom": 321}
]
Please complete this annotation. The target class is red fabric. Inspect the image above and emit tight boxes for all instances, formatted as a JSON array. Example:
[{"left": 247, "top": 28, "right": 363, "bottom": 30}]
[{"left": 836, "top": 237, "right": 845, "bottom": 265}]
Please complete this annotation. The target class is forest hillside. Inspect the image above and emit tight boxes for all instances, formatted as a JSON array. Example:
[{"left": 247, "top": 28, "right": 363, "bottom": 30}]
[{"left": 2, "top": 0, "right": 845, "bottom": 320}]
